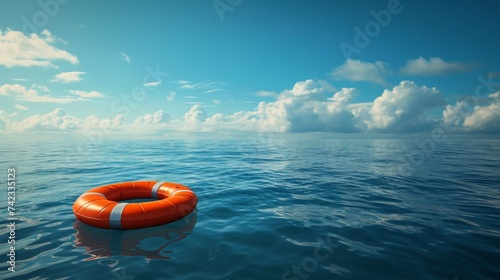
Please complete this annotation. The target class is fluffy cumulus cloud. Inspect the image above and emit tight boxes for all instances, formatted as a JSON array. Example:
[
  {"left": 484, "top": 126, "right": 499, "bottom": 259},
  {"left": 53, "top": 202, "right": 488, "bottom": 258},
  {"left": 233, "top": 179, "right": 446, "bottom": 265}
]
[
  {"left": 81, "top": 114, "right": 125, "bottom": 131},
  {"left": 0, "top": 83, "right": 73, "bottom": 103},
  {"left": 184, "top": 104, "right": 208, "bottom": 124},
  {"left": 51, "top": 71, "right": 86, "bottom": 83},
  {"left": 400, "top": 57, "right": 471, "bottom": 76},
  {"left": 0, "top": 29, "right": 78, "bottom": 68},
  {"left": 206, "top": 79, "right": 445, "bottom": 133},
  {"left": 205, "top": 80, "right": 351, "bottom": 132},
  {"left": 443, "top": 92, "right": 500, "bottom": 133},
  {"left": 134, "top": 110, "right": 171, "bottom": 125},
  {"left": 332, "top": 59, "right": 389, "bottom": 85},
  {"left": 365, "top": 81, "right": 445, "bottom": 131},
  {"left": 3, "top": 80, "right": 498, "bottom": 135},
  {"left": 9, "top": 108, "right": 80, "bottom": 131},
  {"left": 7, "top": 108, "right": 126, "bottom": 132},
  {"left": 3, "top": 108, "right": 173, "bottom": 134}
]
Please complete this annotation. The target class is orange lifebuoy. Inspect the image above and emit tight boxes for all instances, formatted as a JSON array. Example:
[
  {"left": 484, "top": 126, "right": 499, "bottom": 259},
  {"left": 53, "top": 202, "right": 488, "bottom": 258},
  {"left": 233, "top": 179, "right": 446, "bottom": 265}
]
[{"left": 72, "top": 181, "right": 198, "bottom": 230}]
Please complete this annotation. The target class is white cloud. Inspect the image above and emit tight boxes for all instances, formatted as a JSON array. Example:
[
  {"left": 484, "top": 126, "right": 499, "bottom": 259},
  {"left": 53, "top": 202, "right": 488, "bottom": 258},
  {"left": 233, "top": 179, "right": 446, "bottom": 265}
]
[
  {"left": 206, "top": 80, "right": 353, "bottom": 132},
  {"left": 3, "top": 108, "right": 174, "bottom": 134},
  {"left": 184, "top": 104, "right": 208, "bottom": 124},
  {"left": 12, "top": 78, "right": 28, "bottom": 82},
  {"left": 144, "top": 81, "right": 161, "bottom": 88},
  {"left": 120, "top": 51, "right": 131, "bottom": 62},
  {"left": 212, "top": 99, "right": 221, "bottom": 105},
  {"left": 443, "top": 92, "right": 500, "bottom": 132},
  {"left": 205, "top": 79, "right": 445, "bottom": 133},
  {"left": 332, "top": 59, "right": 389, "bottom": 85},
  {"left": 178, "top": 83, "right": 197, "bottom": 90},
  {"left": 400, "top": 57, "right": 471, "bottom": 76},
  {"left": 9, "top": 108, "right": 80, "bottom": 131},
  {"left": 205, "top": 88, "right": 222, "bottom": 93},
  {"left": 443, "top": 101, "right": 468, "bottom": 126},
  {"left": 134, "top": 110, "right": 171, "bottom": 125},
  {"left": 0, "top": 84, "right": 30, "bottom": 96},
  {"left": 83, "top": 114, "right": 125, "bottom": 130},
  {"left": 328, "top": 87, "right": 356, "bottom": 103},
  {"left": 15, "top": 104, "right": 28, "bottom": 111},
  {"left": 68, "top": 90, "right": 105, "bottom": 98},
  {"left": 4, "top": 80, "right": 498, "bottom": 135},
  {"left": 0, "top": 29, "right": 78, "bottom": 68},
  {"left": 51, "top": 71, "right": 86, "bottom": 83},
  {"left": 176, "top": 80, "right": 225, "bottom": 92},
  {"left": 7, "top": 108, "right": 126, "bottom": 132},
  {"left": 365, "top": 81, "right": 444, "bottom": 131},
  {"left": 0, "top": 83, "right": 96, "bottom": 103}
]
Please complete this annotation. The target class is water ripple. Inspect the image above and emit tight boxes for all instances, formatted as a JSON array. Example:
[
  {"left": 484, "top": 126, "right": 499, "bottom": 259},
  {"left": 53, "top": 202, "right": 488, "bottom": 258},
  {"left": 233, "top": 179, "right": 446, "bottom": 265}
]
[{"left": 0, "top": 138, "right": 499, "bottom": 279}]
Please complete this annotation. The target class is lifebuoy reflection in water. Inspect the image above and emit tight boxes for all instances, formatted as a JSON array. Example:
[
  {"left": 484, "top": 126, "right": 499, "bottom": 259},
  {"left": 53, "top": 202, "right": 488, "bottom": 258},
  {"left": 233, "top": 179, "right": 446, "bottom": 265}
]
[{"left": 73, "top": 210, "right": 197, "bottom": 260}]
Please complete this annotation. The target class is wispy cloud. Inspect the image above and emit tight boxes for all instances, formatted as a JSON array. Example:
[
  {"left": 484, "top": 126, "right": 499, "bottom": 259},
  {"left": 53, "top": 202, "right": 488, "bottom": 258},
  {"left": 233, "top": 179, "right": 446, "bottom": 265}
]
[
  {"left": 0, "top": 83, "right": 97, "bottom": 103},
  {"left": 120, "top": 51, "right": 131, "bottom": 63},
  {"left": 15, "top": 104, "right": 29, "bottom": 111},
  {"left": 400, "top": 57, "right": 472, "bottom": 76},
  {"left": 12, "top": 78, "right": 28, "bottom": 82},
  {"left": 51, "top": 71, "right": 86, "bottom": 83},
  {"left": 68, "top": 89, "right": 105, "bottom": 98},
  {"left": 175, "top": 80, "right": 225, "bottom": 92},
  {"left": 205, "top": 88, "right": 222, "bottom": 93},
  {"left": 0, "top": 29, "right": 78, "bottom": 68},
  {"left": 143, "top": 81, "right": 162, "bottom": 88}
]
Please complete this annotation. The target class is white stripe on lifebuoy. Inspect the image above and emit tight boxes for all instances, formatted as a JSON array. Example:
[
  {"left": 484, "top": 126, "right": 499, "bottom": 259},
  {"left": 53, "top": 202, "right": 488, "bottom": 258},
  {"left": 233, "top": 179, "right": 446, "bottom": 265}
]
[
  {"left": 151, "top": 181, "right": 165, "bottom": 199},
  {"left": 109, "top": 203, "right": 128, "bottom": 229}
]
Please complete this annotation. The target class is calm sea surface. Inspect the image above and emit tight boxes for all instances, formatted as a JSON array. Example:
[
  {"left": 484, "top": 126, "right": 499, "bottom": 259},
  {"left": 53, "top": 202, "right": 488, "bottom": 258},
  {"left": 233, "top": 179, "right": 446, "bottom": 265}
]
[{"left": 0, "top": 137, "right": 499, "bottom": 280}]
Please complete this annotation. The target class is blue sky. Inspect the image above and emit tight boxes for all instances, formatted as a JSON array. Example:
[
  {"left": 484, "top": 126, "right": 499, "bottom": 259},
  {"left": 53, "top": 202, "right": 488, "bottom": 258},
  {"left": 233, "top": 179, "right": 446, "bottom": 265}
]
[{"left": 1, "top": 0, "right": 499, "bottom": 136}]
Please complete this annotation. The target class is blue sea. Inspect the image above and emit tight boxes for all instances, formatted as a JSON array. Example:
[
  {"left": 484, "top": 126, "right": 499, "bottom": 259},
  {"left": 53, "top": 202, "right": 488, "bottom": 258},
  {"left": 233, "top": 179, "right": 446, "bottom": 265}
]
[{"left": 1, "top": 136, "right": 499, "bottom": 280}]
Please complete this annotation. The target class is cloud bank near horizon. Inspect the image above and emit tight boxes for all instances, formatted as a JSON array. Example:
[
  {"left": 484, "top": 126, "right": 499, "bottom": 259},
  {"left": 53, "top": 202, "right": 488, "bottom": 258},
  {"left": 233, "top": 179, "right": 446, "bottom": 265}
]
[{"left": 2, "top": 79, "right": 499, "bottom": 136}]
